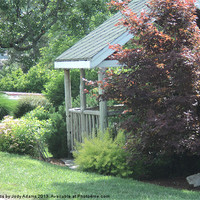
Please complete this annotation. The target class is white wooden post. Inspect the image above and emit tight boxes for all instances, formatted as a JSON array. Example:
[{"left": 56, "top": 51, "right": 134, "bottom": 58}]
[
  {"left": 98, "top": 68, "right": 108, "bottom": 132},
  {"left": 80, "top": 69, "right": 86, "bottom": 138},
  {"left": 64, "top": 69, "right": 72, "bottom": 155}
]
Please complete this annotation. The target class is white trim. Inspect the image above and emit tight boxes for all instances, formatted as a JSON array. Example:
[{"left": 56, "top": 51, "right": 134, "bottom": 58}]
[
  {"left": 90, "top": 31, "right": 133, "bottom": 68},
  {"left": 98, "top": 60, "right": 122, "bottom": 68},
  {"left": 196, "top": 0, "right": 200, "bottom": 9},
  {"left": 54, "top": 60, "right": 91, "bottom": 69}
]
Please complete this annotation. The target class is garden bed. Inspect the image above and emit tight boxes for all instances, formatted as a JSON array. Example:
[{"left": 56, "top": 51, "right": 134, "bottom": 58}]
[
  {"left": 143, "top": 177, "right": 200, "bottom": 191},
  {"left": 47, "top": 157, "right": 200, "bottom": 191}
]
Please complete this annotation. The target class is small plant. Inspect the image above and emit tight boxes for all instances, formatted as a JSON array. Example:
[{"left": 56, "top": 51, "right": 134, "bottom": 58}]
[{"left": 73, "top": 129, "right": 132, "bottom": 177}]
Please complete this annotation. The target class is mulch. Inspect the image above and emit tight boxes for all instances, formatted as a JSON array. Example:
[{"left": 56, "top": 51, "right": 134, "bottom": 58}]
[
  {"left": 47, "top": 158, "right": 200, "bottom": 192},
  {"left": 142, "top": 177, "right": 200, "bottom": 191},
  {"left": 48, "top": 158, "right": 66, "bottom": 166}
]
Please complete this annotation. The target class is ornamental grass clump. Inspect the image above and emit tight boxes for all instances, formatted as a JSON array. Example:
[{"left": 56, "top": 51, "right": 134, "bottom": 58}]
[
  {"left": 73, "top": 129, "right": 132, "bottom": 177},
  {"left": 13, "top": 95, "right": 51, "bottom": 118},
  {"left": 0, "top": 93, "right": 17, "bottom": 120}
]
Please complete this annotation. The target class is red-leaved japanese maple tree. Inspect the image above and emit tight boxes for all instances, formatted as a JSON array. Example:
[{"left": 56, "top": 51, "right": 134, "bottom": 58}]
[{"left": 104, "top": 0, "right": 200, "bottom": 160}]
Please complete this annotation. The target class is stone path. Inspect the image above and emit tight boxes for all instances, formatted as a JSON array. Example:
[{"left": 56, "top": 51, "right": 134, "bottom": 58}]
[{"left": 60, "top": 159, "right": 78, "bottom": 170}]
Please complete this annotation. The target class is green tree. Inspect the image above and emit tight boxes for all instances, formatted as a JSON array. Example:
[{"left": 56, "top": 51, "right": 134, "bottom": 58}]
[
  {"left": 38, "top": 0, "right": 114, "bottom": 68},
  {"left": 0, "top": 0, "right": 70, "bottom": 51},
  {"left": 0, "top": 0, "right": 114, "bottom": 70}
]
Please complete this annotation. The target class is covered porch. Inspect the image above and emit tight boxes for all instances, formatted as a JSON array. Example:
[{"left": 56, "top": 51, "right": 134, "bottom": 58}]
[
  {"left": 54, "top": 0, "right": 148, "bottom": 152},
  {"left": 54, "top": 0, "right": 200, "bottom": 152}
]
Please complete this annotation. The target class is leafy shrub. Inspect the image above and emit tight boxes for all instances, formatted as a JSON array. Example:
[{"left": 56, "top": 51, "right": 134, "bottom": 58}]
[
  {"left": 104, "top": 0, "right": 200, "bottom": 178},
  {"left": 24, "top": 106, "right": 51, "bottom": 120},
  {"left": 45, "top": 105, "right": 69, "bottom": 158},
  {"left": 0, "top": 65, "right": 53, "bottom": 93},
  {"left": 0, "top": 68, "right": 27, "bottom": 92},
  {"left": 24, "top": 104, "right": 69, "bottom": 158},
  {"left": 72, "top": 93, "right": 98, "bottom": 108},
  {"left": 73, "top": 129, "right": 132, "bottom": 177},
  {"left": 44, "top": 70, "right": 80, "bottom": 108},
  {"left": 25, "top": 65, "right": 52, "bottom": 93},
  {"left": 44, "top": 69, "right": 98, "bottom": 108},
  {"left": 0, "top": 106, "right": 9, "bottom": 121},
  {"left": 0, "top": 116, "right": 51, "bottom": 157},
  {"left": 14, "top": 96, "right": 51, "bottom": 118}
]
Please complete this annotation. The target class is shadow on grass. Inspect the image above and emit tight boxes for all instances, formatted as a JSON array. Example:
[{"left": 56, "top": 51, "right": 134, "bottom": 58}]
[{"left": 51, "top": 175, "right": 200, "bottom": 200}]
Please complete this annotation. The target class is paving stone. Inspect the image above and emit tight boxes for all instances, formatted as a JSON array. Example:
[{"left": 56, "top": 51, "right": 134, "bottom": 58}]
[
  {"left": 60, "top": 159, "right": 78, "bottom": 170},
  {"left": 186, "top": 173, "right": 200, "bottom": 187}
]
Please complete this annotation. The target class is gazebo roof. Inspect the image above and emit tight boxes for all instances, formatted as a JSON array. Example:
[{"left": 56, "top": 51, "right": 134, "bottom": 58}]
[
  {"left": 55, "top": 0, "right": 148, "bottom": 69},
  {"left": 55, "top": 0, "right": 200, "bottom": 69}
]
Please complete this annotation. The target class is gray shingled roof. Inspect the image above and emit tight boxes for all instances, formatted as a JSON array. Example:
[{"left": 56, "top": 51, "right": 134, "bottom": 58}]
[
  {"left": 55, "top": 0, "right": 148, "bottom": 62},
  {"left": 55, "top": 0, "right": 200, "bottom": 69}
]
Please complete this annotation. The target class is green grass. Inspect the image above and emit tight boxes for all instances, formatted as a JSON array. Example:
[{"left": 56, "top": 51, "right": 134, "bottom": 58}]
[{"left": 0, "top": 151, "right": 199, "bottom": 200}]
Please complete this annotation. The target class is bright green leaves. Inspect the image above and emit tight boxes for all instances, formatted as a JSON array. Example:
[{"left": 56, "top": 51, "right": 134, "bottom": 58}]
[{"left": 73, "top": 129, "right": 132, "bottom": 177}]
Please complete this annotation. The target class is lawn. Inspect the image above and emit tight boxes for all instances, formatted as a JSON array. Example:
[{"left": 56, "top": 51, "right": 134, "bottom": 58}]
[{"left": 0, "top": 151, "right": 199, "bottom": 200}]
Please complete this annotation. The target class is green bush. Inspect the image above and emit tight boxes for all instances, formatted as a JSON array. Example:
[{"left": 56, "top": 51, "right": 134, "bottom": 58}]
[
  {"left": 0, "top": 65, "right": 53, "bottom": 93},
  {"left": 43, "top": 71, "right": 66, "bottom": 108},
  {"left": 0, "top": 106, "right": 9, "bottom": 121},
  {"left": 73, "top": 129, "right": 132, "bottom": 177},
  {"left": 72, "top": 93, "right": 98, "bottom": 108},
  {"left": 0, "top": 68, "right": 27, "bottom": 92},
  {"left": 0, "top": 116, "right": 51, "bottom": 157},
  {"left": 44, "top": 69, "right": 98, "bottom": 108},
  {"left": 14, "top": 96, "right": 51, "bottom": 118},
  {"left": 24, "top": 106, "right": 51, "bottom": 120},
  {"left": 24, "top": 105, "right": 69, "bottom": 158},
  {"left": 45, "top": 105, "right": 69, "bottom": 158},
  {"left": 25, "top": 65, "right": 52, "bottom": 93}
]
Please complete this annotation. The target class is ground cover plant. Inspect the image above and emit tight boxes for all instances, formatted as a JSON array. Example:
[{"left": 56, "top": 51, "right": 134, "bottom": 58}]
[
  {"left": 0, "top": 151, "right": 200, "bottom": 200},
  {"left": 103, "top": 0, "right": 200, "bottom": 178}
]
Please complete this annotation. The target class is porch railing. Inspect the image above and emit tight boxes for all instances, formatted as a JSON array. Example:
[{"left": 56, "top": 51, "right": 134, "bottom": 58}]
[
  {"left": 68, "top": 105, "right": 124, "bottom": 151},
  {"left": 69, "top": 108, "right": 100, "bottom": 150}
]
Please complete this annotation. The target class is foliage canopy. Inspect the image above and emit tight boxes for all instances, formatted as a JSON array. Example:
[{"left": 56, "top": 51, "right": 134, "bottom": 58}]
[
  {"left": 104, "top": 0, "right": 200, "bottom": 160},
  {"left": 0, "top": 0, "right": 114, "bottom": 70}
]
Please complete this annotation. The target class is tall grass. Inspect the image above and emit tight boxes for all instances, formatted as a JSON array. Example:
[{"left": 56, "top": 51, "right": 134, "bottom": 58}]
[{"left": 0, "top": 93, "right": 18, "bottom": 120}]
